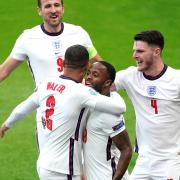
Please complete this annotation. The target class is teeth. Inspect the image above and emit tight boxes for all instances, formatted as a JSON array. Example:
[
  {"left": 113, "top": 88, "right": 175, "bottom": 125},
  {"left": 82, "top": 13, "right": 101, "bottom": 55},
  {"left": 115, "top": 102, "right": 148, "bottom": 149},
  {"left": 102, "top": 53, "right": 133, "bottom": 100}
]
[
  {"left": 51, "top": 15, "right": 58, "bottom": 18},
  {"left": 85, "top": 82, "right": 91, "bottom": 86}
]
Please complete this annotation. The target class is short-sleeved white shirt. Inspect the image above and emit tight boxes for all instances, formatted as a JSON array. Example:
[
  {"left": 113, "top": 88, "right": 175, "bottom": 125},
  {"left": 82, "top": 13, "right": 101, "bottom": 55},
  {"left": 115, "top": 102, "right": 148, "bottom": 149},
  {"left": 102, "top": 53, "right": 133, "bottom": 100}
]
[
  {"left": 83, "top": 92, "right": 127, "bottom": 180},
  {"left": 115, "top": 65, "right": 180, "bottom": 159},
  {"left": 10, "top": 23, "right": 94, "bottom": 86},
  {"left": 25, "top": 76, "right": 124, "bottom": 175}
]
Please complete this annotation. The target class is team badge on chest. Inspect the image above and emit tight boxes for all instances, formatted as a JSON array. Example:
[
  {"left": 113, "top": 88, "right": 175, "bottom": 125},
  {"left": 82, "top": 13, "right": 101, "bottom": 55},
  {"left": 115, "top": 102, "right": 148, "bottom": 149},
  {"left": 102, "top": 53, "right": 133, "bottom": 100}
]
[{"left": 147, "top": 86, "right": 157, "bottom": 96}]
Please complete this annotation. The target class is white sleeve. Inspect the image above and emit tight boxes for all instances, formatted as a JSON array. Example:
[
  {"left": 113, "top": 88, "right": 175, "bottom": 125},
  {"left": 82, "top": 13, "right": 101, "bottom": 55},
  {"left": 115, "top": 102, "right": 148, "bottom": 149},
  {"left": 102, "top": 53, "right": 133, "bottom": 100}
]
[
  {"left": 94, "top": 94, "right": 126, "bottom": 115},
  {"left": 110, "top": 91, "right": 126, "bottom": 109},
  {"left": 115, "top": 66, "right": 137, "bottom": 90},
  {"left": 79, "top": 26, "right": 94, "bottom": 49},
  {"left": 10, "top": 32, "right": 28, "bottom": 61},
  {"left": 101, "top": 114, "right": 126, "bottom": 138},
  {"left": 5, "top": 92, "right": 39, "bottom": 128},
  {"left": 115, "top": 70, "right": 127, "bottom": 90},
  {"left": 79, "top": 85, "right": 126, "bottom": 115}
]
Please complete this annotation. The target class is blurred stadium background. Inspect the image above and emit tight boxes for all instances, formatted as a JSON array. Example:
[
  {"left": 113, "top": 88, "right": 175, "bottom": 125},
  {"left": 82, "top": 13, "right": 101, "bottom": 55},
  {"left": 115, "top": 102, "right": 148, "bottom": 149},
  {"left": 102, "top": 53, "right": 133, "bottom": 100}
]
[{"left": 0, "top": 0, "right": 180, "bottom": 179}]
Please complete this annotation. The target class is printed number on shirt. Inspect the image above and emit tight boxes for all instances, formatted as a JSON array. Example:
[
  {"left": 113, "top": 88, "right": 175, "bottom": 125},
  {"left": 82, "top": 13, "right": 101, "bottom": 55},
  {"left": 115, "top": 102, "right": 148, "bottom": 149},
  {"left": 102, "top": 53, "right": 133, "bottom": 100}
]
[
  {"left": 43, "top": 95, "right": 56, "bottom": 131},
  {"left": 151, "top": 99, "right": 158, "bottom": 114},
  {"left": 57, "top": 57, "right": 64, "bottom": 72}
]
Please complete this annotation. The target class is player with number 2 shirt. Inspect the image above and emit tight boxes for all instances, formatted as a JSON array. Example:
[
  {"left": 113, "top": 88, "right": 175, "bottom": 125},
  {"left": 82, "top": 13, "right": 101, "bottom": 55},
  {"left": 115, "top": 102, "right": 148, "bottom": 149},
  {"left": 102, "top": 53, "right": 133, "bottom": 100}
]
[{"left": 0, "top": 45, "right": 124, "bottom": 179}]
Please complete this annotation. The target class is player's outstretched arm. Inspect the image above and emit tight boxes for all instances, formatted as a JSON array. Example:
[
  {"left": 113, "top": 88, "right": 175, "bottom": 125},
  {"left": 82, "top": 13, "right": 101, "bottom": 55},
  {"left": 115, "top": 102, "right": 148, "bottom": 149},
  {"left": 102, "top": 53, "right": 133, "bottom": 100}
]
[
  {"left": 0, "top": 92, "right": 38, "bottom": 138},
  {"left": 112, "top": 130, "right": 132, "bottom": 180}
]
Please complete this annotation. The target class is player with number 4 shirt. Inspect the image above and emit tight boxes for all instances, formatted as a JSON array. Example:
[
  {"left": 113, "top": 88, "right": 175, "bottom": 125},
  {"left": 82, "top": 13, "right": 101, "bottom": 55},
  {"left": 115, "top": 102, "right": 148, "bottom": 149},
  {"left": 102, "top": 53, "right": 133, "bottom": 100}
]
[{"left": 114, "top": 30, "right": 180, "bottom": 180}]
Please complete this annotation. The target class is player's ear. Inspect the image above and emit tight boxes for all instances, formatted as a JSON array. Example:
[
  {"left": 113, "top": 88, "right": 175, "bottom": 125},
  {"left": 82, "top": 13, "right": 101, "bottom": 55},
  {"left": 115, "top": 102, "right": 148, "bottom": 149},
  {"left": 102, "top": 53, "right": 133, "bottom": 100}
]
[
  {"left": 37, "top": 7, "right": 42, "bottom": 16},
  {"left": 154, "top": 47, "right": 161, "bottom": 56},
  {"left": 104, "top": 80, "right": 112, "bottom": 87},
  {"left": 62, "top": 4, "right": 65, "bottom": 13}
]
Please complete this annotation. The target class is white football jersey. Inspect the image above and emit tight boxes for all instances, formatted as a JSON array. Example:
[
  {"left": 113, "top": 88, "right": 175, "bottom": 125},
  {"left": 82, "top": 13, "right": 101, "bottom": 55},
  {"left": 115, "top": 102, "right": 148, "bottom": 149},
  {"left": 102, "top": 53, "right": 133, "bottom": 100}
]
[
  {"left": 83, "top": 92, "right": 129, "bottom": 180},
  {"left": 10, "top": 22, "right": 95, "bottom": 86},
  {"left": 32, "top": 76, "right": 125, "bottom": 175},
  {"left": 115, "top": 65, "right": 180, "bottom": 159}
]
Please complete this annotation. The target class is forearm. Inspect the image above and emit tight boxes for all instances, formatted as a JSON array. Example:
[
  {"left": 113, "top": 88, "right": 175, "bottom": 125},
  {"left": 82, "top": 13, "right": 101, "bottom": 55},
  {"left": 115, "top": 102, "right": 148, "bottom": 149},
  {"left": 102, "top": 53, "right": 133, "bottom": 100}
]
[
  {"left": 5, "top": 93, "right": 38, "bottom": 128},
  {"left": 112, "top": 130, "right": 132, "bottom": 180},
  {"left": 5, "top": 105, "right": 34, "bottom": 128},
  {"left": 0, "top": 64, "right": 10, "bottom": 81},
  {"left": 0, "top": 57, "right": 22, "bottom": 82},
  {"left": 112, "top": 147, "right": 132, "bottom": 180}
]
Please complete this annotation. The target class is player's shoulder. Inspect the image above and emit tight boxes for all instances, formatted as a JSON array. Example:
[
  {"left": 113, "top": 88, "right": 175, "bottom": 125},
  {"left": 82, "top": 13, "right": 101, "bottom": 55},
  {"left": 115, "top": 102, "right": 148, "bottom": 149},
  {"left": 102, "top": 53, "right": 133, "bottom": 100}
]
[
  {"left": 167, "top": 66, "right": 180, "bottom": 76},
  {"left": 110, "top": 91, "right": 126, "bottom": 110},
  {"left": 116, "top": 66, "right": 138, "bottom": 80},
  {"left": 20, "top": 25, "right": 43, "bottom": 38},
  {"left": 63, "top": 22, "right": 86, "bottom": 33},
  {"left": 117, "top": 66, "right": 137, "bottom": 74},
  {"left": 77, "top": 83, "right": 99, "bottom": 96},
  {"left": 166, "top": 66, "right": 180, "bottom": 87},
  {"left": 110, "top": 91, "right": 122, "bottom": 99}
]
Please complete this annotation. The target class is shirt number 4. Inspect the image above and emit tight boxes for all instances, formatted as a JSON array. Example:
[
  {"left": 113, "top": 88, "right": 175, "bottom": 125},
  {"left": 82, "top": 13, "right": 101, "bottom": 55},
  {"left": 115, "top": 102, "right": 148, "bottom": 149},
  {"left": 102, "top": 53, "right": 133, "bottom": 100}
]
[{"left": 151, "top": 99, "right": 158, "bottom": 114}]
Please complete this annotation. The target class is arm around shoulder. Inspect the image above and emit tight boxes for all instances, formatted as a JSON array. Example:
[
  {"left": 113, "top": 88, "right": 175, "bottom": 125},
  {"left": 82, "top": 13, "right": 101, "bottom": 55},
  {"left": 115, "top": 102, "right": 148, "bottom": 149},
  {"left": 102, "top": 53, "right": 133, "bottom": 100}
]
[
  {"left": 95, "top": 94, "right": 126, "bottom": 115},
  {"left": 0, "top": 92, "right": 38, "bottom": 138}
]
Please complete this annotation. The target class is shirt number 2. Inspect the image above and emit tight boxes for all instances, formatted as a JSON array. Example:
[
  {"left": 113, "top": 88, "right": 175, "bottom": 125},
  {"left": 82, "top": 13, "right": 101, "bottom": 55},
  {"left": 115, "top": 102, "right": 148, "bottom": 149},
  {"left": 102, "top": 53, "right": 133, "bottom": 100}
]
[{"left": 44, "top": 95, "right": 56, "bottom": 131}]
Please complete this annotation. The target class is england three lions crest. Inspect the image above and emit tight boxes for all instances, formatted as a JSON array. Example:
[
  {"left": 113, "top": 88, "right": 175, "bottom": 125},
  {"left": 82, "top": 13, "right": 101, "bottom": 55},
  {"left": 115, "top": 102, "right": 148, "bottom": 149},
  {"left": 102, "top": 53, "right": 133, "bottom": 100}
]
[
  {"left": 52, "top": 41, "right": 62, "bottom": 55},
  {"left": 147, "top": 86, "right": 157, "bottom": 96}
]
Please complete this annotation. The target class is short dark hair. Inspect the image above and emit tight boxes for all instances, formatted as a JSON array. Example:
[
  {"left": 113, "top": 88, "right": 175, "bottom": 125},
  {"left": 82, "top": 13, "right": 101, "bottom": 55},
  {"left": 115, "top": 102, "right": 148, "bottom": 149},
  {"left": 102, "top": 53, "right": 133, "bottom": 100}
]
[
  {"left": 37, "top": 0, "right": 64, "bottom": 8},
  {"left": 64, "top": 45, "right": 89, "bottom": 69},
  {"left": 134, "top": 30, "right": 164, "bottom": 50},
  {"left": 98, "top": 61, "right": 116, "bottom": 83}
]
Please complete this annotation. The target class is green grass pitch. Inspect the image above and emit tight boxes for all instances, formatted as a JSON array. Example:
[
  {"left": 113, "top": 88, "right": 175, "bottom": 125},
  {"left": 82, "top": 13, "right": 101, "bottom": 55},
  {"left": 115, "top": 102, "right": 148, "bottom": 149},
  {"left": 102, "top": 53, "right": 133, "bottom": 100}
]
[{"left": 0, "top": 0, "right": 180, "bottom": 179}]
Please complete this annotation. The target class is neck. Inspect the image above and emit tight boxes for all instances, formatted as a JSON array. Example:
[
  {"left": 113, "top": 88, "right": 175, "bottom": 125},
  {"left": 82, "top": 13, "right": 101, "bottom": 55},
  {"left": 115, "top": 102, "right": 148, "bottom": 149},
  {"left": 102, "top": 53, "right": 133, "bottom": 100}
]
[
  {"left": 100, "top": 88, "right": 110, "bottom": 96},
  {"left": 63, "top": 68, "right": 84, "bottom": 83},
  {"left": 43, "top": 22, "right": 62, "bottom": 33},
  {"left": 144, "top": 59, "right": 164, "bottom": 77}
]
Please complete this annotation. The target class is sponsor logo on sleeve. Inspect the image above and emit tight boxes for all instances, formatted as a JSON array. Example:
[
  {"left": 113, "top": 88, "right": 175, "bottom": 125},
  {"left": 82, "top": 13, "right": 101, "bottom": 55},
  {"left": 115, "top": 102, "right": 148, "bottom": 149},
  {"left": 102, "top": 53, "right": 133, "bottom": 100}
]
[
  {"left": 112, "top": 121, "right": 124, "bottom": 131},
  {"left": 89, "top": 88, "right": 98, "bottom": 96}
]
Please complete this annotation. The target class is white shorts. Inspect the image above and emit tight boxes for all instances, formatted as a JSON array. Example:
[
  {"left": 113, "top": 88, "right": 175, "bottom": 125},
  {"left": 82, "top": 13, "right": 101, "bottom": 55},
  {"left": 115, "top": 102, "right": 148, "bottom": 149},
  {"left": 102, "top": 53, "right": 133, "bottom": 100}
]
[
  {"left": 130, "top": 156, "right": 180, "bottom": 180},
  {"left": 37, "top": 166, "right": 81, "bottom": 180}
]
